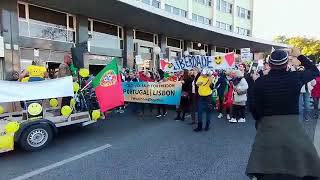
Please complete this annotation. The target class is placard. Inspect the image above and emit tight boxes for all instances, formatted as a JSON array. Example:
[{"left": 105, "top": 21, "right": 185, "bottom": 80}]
[{"left": 122, "top": 81, "right": 182, "bottom": 105}]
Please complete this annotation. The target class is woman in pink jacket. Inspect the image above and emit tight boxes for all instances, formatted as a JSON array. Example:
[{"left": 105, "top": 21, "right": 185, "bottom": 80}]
[{"left": 311, "top": 76, "right": 320, "bottom": 118}]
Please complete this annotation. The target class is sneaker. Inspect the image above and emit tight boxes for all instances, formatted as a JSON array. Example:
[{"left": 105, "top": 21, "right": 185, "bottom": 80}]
[
  {"left": 174, "top": 117, "right": 181, "bottom": 121},
  {"left": 226, "top": 114, "right": 231, "bottom": 120},
  {"left": 156, "top": 114, "right": 162, "bottom": 118},
  {"left": 119, "top": 110, "right": 124, "bottom": 114},
  {"left": 238, "top": 118, "right": 246, "bottom": 123},
  {"left": 218, "top": 113, "right": 223, "bottom": 119},
  {"left": 163, "top": 112, "right": 168, "bottom": 117},
  {"left": 229, "top": 118, "right": 237, "bottom": 123}
]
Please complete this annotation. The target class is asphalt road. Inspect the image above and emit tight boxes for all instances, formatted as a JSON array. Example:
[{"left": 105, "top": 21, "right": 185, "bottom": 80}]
[{"left": 0, "top": 110, "right": 318, "bottom": 180}]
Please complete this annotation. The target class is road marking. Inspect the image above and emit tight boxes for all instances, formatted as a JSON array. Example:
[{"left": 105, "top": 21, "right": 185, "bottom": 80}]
[
  {"left": 11, "top": 144, "right": 112, "bottom": 180},
  {"left": 314, "top": 118, "right": 320, "bottom": 157}
]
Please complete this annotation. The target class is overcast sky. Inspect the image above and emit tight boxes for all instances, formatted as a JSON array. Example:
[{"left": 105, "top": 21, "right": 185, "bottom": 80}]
[{"left": 253, "top": 0, "right": 320, "bottom": 41}]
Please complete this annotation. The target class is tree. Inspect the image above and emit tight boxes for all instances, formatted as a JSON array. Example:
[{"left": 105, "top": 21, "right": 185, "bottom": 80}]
[{"left": 274, "top": 36, "right": 320, "bottom": 62}]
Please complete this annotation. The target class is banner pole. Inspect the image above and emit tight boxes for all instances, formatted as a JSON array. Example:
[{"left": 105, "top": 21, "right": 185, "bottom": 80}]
[{"left": 80, "top": 80, "right": 92, "bottom": 92}]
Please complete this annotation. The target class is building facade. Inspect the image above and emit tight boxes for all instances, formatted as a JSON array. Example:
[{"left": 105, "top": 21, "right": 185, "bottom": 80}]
[{"left": 0, "top": 0, "right": 286, "bottom": 80}]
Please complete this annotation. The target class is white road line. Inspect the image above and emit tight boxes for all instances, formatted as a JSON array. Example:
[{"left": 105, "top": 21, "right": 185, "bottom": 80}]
[
  {"left": 11, "top": 144, "right": 112, "bottom": 180},
  {"left": 315, "top": 118, "right": 320, "bottom": 157}
]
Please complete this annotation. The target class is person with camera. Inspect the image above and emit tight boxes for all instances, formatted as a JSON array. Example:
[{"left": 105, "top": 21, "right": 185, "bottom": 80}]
[
  {"left": 194, "top": 68, "right": 214, "bottom": 132},
  {"left": 246, "top": 49, "right": 320, "bottom": 180}
]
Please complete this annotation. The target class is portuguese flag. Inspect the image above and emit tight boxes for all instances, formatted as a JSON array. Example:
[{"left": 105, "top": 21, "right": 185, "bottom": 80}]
[{"left": 92, "top": 58, "right": 124, "bottom": 112}]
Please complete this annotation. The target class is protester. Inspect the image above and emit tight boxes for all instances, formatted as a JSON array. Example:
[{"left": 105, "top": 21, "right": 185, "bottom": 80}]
[
  {"left": 57, "top": 54, "right": 72, "bottom": 78},
  {"left": 57, "top": 54, "right": 73, "bottom": 107},
  {"left": 215, "top": 71, "right": 229, "bottom": 119},
  {"left": 229, "top": 70, "right": 248, "bottom": 123},
  {"left": 298, "top": 66, "right": 314, "bottom": 121},
  {"left": 156, "top": 69, "right": 167, "bottom": 118},
  {"left": 246, "top": 49, "right": 320, "bottom": 180},
  {"left": 190, "top": 68, "right": 201, "bottom": 124},
  {"left": 194, "top": 68, "right": 213, "bottom": 132},
  {"left": 174, "top": 70, "right": 192, "bottom": 121},
  {"left": 311, "top": 75, "right": 320, "bottom": 119}
]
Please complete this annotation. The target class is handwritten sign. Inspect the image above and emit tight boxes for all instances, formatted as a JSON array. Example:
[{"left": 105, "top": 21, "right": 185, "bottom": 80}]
[{"left": 160, "top": 53, "right": 235, "bottom": 72}]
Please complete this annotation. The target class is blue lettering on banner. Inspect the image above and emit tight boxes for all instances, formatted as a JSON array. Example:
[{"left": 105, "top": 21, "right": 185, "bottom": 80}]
[{"left": 179, "top": 59, "right": 185, "bottom": 69}]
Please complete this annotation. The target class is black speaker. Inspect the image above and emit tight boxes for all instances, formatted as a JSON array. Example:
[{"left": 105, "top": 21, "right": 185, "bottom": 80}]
[{"left": 71, "top": 43, "right": 87, "bottom": 68}]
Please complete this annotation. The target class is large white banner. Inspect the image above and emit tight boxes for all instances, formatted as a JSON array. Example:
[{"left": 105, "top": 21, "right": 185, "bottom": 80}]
[
  {"left": 160, "top": 53, "right": 235, "bottom": 72},
  {"left": 0, "top": 76, "right": 74, "bottom": 103}
]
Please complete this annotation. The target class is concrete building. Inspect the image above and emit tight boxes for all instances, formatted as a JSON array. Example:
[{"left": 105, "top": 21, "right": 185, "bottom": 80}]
[{"left": 0, "top": 0, "right": 287, "bottom": 79}]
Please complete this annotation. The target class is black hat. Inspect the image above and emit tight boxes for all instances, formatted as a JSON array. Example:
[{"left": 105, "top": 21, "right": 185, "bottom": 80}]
[{"left": 269, "top": 50, "right": 289, "bottom": 66}]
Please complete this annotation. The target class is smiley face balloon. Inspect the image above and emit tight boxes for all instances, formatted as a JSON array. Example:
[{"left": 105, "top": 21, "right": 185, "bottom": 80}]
[
  {"left": 27, "top": 103, "right": 43, "bottom": 116},
  {"left": 215, "top": 56, "right": 223, "bottom": 65}
]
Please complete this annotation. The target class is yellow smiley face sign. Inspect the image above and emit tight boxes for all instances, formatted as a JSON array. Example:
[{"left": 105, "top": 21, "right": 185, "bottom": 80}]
[
  {"left": 215, "top": 56, "right": 223, "bottom": 65},
  {"left": 27, "top": 103, "right": 43, "bottom": 116}
]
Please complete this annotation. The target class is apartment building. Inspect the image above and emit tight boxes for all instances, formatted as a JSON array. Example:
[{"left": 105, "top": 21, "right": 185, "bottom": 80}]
[{"left": 0, "top": 0, "right": 286, "bottom": 80}]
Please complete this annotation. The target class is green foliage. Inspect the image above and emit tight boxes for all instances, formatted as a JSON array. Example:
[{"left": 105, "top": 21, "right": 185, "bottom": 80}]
[{"left": 274, "top": 36, "right": 320, "bottom": 62}]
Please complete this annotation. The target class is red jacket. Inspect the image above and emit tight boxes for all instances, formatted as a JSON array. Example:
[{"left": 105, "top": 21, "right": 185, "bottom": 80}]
[
  {"left": 139, "top": 72, "right": 155, "bottom": 82},
  {"left": 311, "top": 76, "right": 320, "bottom": 97}
]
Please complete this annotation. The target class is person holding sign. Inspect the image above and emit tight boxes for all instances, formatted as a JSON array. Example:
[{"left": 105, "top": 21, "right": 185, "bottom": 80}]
[{"left": 194, "top": 68, "right": 213, "bottom": 132}]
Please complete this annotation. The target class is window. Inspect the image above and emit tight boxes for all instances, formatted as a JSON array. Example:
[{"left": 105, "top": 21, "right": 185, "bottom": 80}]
[
  {"left": 198, "top": 16, "right": 204, "bottom": 24},
  {"left": 18, "top": 3, "right": 26, "bottom": 19},
  {"left": 216, "top": 21, "right": 232, "bottom": 31},
  {"left": 181, "top": 9, "right": 188, "bottom": 17},
  {"left": 18, "top": 3, "right": 75, "bottom": 42},
  {"left": 135, "top": 30, "right": 154, "bottom": 42},
  {"left": 142, "top": 0, "right": 150, "bottom": 5},
  {"left": 88, "top": 19, "right": 124, "bottom": 49},
  {"left": 165, "top": 4, "right": 171, "bottom": 12},
  {"left": 236, "top": 27, "right": 251, "bottom": 36},
  {"left": 167, "top": 37, "right": 182, "bottom": 49},
  {"left": 247, "top": 10, "right": 251, "bottom": 19},
  {"left": 216, "top": 0, "right": 220, "bottom": 10},
  {"left": 173, "top": 7, "right": 180, "bottom": 15},
  {"left": 216, "top": 0, "right": 233, "bottom": 14},
  {"left": 164, "top": 4, "right": 188, "bottom": 17},
  {"left": 192, "top": 14, "right": 197, "bottom": 21},
  {"left": 192, "top": 42, "right": 208, "bottom": 52},
  {"left": 237, "top": 6, "right": 251, "bottom": 19},
  {"left": 204, "top": 18, "right": 211, "bottom": 25},
  {"left": 192, "top": 13, "right": 212, "bottom": 25},
  {"left": 152, "top": 0, "right": 160, "bottom": 8},
  {"left": 194, "top": 0, "right": 212, "bottom": 7}
]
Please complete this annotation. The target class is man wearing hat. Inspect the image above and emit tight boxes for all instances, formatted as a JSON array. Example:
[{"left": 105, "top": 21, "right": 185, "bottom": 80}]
[{"left": 246, "top": 48, "right": 320, "bottom": 180}]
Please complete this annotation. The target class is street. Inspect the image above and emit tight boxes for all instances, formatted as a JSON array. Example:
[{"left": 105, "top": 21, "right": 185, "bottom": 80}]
[{"left": 0, "top": 110, "right": 318, "bottom": 180}]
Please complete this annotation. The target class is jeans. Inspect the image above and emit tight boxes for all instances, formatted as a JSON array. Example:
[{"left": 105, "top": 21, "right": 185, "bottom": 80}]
[
  {"left": 197, "top": 96, "right": 211, "bottom": 125},
  {"left": 299, "top": 93, "right": 311, "bottom": 112}
]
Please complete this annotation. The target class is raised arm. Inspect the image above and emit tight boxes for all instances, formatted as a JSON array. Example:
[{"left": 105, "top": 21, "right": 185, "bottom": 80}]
[{"left": 298, "top": 55, "right": 319, "bottom": 84}]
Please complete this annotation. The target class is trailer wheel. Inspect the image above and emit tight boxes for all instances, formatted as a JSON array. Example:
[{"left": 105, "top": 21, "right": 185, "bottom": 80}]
[{"left": 19, "top": 124, "right": 53, "bottom": 151}]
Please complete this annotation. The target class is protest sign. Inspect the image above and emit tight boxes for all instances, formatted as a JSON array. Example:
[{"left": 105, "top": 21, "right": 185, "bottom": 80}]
[
  {"left": 122, "top": 81, "right": 182, "bottom": 105},
  {"left": 240, "top": 48, "right": 252, "bottom": 61},
  {"left": 160, "top": 53, "right": 235, "bottom": 72}
]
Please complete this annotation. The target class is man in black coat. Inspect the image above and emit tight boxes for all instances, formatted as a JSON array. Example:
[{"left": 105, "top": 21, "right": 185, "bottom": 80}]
[{"left": 246, "top": 49, "right": 320, "bottom": 180}]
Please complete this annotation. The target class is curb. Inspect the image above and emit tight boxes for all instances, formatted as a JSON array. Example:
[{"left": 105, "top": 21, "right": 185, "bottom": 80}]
[{"left": 314, "top": 118, "right": 320, "bottom": 157}]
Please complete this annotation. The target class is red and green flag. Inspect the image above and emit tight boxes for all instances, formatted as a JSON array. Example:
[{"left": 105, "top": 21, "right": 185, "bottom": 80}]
[{"left": 92, "top": 58, "right": 124, "bottom": 112}]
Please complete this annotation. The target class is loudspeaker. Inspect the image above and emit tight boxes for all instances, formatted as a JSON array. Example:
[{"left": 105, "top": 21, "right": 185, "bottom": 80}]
[{"left": 71, "top": 43, "right": 87, "bottom": 68}]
